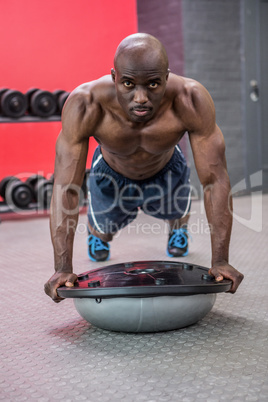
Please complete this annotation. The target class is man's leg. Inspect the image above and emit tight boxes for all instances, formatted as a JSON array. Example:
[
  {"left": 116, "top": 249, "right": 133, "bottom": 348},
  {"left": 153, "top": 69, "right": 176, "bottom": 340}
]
[
  {"left": 88, "top": 222, "right": 113, "bottom": 242},
  {"left": 166, "top": 213, "right": 191, "bottom": 257},
  {"left": 87, "top": 222, "right": 113, "bottom": 262},
  {"left": 167, "top": 213, "right": 190, "bottom": 231}
]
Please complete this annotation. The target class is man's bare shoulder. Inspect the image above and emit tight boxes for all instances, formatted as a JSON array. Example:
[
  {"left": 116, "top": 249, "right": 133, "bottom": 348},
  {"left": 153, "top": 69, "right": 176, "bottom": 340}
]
[
  {"left": 65, "top": 75, "right": 114, "bottom": 112},
  {"left": 167, "top": 73, "right": 215, "bottom": 132},
  {"left": 61, "top": 76, "right": 115, "bottom": 139},
  {"left": 167, "top": 74, "right": 213, "bottom": 109}
]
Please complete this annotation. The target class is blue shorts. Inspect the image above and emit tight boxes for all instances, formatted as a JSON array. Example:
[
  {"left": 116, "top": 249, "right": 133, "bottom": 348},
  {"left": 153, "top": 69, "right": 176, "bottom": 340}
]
[{"left": 87, "top": 145, "right": 191, "bottom": 234}]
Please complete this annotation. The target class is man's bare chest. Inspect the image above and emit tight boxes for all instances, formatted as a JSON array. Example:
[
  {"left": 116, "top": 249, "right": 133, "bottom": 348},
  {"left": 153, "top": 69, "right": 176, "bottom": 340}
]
[{"left": 93, "top": 112, "right": 185, "bottom": 156}]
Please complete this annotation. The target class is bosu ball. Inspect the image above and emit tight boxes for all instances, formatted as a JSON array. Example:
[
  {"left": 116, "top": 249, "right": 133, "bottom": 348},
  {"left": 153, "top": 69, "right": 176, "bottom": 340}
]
[{"left": 57, "top": 261, "right": 232, "bottom": 333}]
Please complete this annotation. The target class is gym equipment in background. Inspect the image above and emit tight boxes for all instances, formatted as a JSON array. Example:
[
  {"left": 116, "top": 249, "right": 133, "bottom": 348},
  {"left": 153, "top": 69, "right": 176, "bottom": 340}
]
[
  {"left": 0, "top": 169, "right": 90, "bottom": 216},
  {"left": 53, "top": 90, "right": 70, "bottom": 114},
  {"left": 57, "top": 261, "right": 232, "bottom": 333},
  {"left": 26, "top": 174, "right": 54, "bottom": 209},
  {"left": 0, "top": 89, "right": 27, "bottom": 118},
  {"left": 0, "top": 87, "right": 70, "bottom": 120},
  {"left": 26, "top": 88, "right": 57, "bottom": 117},
  {"left": 0, "top": 176, "right": 33, "bottom": 209}
]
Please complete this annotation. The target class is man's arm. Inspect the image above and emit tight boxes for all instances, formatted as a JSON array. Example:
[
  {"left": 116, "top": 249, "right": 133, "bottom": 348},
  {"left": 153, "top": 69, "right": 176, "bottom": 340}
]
[
  {"left": 186, "top": 82, "right": 244, "bottom": 293},
  {"left": 44, "top": 87, "right": 100, "bottom": 302}
]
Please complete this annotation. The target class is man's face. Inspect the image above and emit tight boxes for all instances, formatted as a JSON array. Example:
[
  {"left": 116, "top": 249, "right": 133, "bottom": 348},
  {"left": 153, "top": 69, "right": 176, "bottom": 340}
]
[{"left": 112, "top": 50, "right": 169, "bottom": 123}]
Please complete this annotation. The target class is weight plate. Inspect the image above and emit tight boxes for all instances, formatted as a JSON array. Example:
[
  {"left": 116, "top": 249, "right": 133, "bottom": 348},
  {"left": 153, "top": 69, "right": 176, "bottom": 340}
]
[
  {"left": 53, "top": 89, "right": 65, "bottom": 98},
  {"left": 26, "top": 174, "right": 46, "bottom": 189},
  {"left": 0, "top": 176, "right": 19, "bottom": 199},
  {"left": 25, "top": 88, "right": 39, "bottom": 101},
  {"left": 36, "top": 178, "right": 53, "bottom": 208},
  {"left": 30, "top": 90, "right": 57, "bottom": 117},
  {"left": 5, "top": 180, "right": 33, "bottom": 208},
  {"left": 0, "top": 88, "right": 8, "bottom": 98},
  {"left": 0, "top": 90, "right": 27, "bottom": 117}
]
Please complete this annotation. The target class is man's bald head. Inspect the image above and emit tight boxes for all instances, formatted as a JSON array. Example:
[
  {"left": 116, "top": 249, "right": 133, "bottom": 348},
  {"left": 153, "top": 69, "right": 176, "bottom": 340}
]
[{"left": 114, "top": 33, "right": 169, "bottom": 73}]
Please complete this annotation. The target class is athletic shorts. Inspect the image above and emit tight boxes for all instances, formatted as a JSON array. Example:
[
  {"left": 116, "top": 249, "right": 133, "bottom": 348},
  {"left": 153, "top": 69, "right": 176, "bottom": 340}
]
[{"left": 87, "top": 145, "right": 191, "bottom": 234}]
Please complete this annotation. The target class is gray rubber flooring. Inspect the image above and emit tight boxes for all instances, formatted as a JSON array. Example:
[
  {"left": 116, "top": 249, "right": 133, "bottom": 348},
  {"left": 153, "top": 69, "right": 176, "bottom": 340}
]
[{"left": 0, "top": 195, "right": 267, "bottom": 401}]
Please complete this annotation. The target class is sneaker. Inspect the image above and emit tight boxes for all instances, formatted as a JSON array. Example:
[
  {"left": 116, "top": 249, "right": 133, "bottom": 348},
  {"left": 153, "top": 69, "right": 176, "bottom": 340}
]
[
  {"left": 87, "top": 233, "right": 110, "bottom": 262},
  {"left": 166, "top": 228, "right": 190, "bottom": 257}
]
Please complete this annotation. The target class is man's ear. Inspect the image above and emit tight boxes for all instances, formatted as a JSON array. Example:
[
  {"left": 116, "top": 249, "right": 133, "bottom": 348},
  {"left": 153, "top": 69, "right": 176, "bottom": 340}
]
[
  {"left": 111, "top": 68, "right": 116, "bottom": 82},
  {"left": 166, "top": 68, "right": 171, "bottom": 81}
]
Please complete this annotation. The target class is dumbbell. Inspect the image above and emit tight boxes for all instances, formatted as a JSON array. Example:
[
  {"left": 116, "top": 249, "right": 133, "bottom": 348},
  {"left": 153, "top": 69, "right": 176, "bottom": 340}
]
[
  {"left": 0, "top": 176, "right": 34, "bottom": 209},
  {"left": 0, "top": 176, "right": 15, "bottom": 199},
  {"left": 0, "top": 88, "right": 27, "bottom": 118},
  {"left": 53, "top": 90, "right": 70, "bottom": 114},
  {"left": 26, "top": 88, "right": 57, "bottom": 117},
  {"left": 26, "top": 175, "right": 54, "bottom": 209}
]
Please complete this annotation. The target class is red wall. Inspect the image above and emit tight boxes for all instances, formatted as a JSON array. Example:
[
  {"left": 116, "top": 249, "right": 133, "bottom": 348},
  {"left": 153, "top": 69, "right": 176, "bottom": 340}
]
[{"left": 0, "top": 0, "right": 137, "bottom": 180}]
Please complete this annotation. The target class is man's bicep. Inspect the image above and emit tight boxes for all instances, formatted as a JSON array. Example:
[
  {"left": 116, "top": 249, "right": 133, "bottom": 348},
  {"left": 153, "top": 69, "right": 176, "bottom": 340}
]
[
  {"left": 189, "top": 125, "right": 227, "bottom": 187},
  {"left": 54, "top": 132, "right": 89, "bottom": 187},
  {"left": 61, "top": 87, "right": 99, "bottom": 144},
  {"left": 53, "top": 91, "right": 95, "bottom": 186}
]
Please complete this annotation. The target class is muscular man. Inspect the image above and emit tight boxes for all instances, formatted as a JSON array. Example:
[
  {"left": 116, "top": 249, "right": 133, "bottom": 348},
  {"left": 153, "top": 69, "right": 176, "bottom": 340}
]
[{"left": 45, "top": 33, "right": 244, "bottom": 302}]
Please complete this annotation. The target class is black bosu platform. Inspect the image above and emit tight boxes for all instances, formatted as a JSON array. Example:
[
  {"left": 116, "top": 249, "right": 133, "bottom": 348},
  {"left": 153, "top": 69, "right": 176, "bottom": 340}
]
[{"left": 58, "top": 261, "right": 231, "bottom": 332}]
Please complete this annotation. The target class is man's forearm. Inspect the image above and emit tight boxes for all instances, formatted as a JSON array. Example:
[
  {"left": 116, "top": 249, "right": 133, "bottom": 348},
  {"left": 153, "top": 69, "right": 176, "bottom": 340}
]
[
  {"left": 203, "top": 178, "right": 233, "bottom": 266},
  {"left": 50, "top": 186, "right": 80, "bottom": 273}
]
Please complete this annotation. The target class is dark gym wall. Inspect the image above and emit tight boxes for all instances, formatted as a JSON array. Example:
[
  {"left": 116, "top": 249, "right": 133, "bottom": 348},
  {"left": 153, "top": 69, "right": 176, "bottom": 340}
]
[
  {"left": 0, "top": 0, "right": 137, "bottom": 179},
  {"left": 137, "top": 0, "right": 184, "bottom": 76},
  {"left": 136, "top": 0, "right": 187, "bottom": 157},
  {"left": 182, "top": 0, "right": 244, "bottom": 194},
  {"left": 137, "top": 0, "right": 245, "bottom": 195}
]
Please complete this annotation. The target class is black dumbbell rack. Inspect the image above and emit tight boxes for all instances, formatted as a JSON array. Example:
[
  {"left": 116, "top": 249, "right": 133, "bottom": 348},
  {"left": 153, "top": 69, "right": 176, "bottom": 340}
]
[
  {"left": 0, "top": 116, "right": 61, "bottom": 123},
  {"left": 0, "top": 170, "right": 90, "bottom": 221},
  {"left": 0, "top": 197, "right": 89, "bottom": 222},
  {"left": 0, "top": 89, "right": 92, "bottom": 221},
  {"left": 0, "top": 88, "right": 70, "bottom": 122}
]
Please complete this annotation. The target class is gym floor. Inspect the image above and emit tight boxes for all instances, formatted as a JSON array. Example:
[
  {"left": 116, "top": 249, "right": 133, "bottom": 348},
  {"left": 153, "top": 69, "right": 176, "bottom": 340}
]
[{"left": 1, "top": 194, "right": 267, "bottom": 402}]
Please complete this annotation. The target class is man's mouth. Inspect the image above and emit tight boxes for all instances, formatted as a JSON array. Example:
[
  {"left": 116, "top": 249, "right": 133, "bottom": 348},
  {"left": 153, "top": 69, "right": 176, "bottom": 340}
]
[{"left": 132, "top": 108, "right": 152, "bottom": 117}]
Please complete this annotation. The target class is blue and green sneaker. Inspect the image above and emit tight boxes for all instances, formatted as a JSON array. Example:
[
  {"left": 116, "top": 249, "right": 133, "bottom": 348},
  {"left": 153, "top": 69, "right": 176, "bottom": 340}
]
[
  {"left": 87, "top": 233, "right": 110, "bottom": 262},
  {"left": 166, "top": 228, "right": 190, "bottom": 257}
]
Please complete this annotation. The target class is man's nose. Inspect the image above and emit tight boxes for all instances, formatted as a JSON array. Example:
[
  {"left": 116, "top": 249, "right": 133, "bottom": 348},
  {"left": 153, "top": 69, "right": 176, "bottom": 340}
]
[{"left": 133, "top": 87, "right": 148, "bottom": 104}]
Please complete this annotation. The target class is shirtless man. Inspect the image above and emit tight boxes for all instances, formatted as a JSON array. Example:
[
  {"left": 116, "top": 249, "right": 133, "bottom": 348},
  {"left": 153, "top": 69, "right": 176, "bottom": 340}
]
[{"left": 44, "top": 33, "right": 244, "bottom": 302}]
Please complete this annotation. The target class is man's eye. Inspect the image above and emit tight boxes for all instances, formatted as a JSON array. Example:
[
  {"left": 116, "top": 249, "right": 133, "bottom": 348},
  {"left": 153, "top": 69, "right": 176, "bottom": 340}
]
[
  {"left": 148, "top": 82, "right": 158, "bottom": 89},
  {"left": 123, "top": 81, "right": 134, "bottom": 88}
]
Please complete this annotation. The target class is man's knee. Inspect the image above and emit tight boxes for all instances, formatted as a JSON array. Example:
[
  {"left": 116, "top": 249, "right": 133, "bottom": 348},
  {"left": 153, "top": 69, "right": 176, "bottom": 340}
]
[{"left": 87, "top": 222, "right": 113, "bottom": 242}]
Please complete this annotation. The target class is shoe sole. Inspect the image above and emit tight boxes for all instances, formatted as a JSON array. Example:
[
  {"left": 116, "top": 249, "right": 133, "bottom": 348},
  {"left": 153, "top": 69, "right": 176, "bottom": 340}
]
[
  {"left": 166, "top": 249, "right": 189, "bottom": 258},
  {"left": 87, "top": 250, "right": 110, "bottom": 262}
]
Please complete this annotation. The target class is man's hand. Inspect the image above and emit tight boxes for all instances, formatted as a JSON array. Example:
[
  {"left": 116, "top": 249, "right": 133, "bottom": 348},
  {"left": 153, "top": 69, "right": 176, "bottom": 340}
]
[
  {"left": 209, "top": 262, "right": 244, "bottom": 293},
  {"left": 44, "top": 272, "right": 78, "bottom": 303}
]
